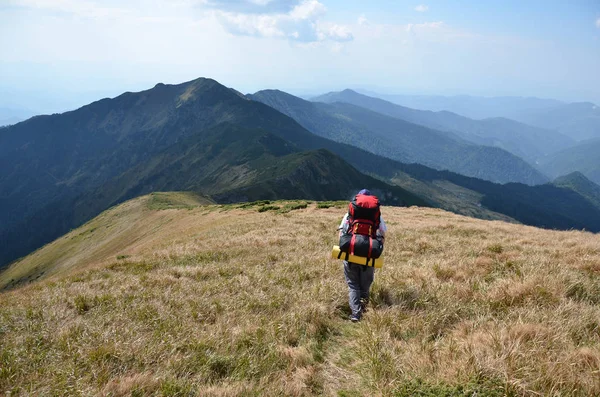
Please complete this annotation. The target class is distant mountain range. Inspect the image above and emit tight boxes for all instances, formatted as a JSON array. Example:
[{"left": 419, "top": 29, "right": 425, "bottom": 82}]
[
  {"left": 312, "top": 89, "right": 574, "bottom": 163},
  {"left": 360, "top": 92, "right": 564, "bottom": 120},
  {"left": 359, "top": 91, "right": 600, "bottom": 143},
  {"left": 2, "top": 77, "right": 600, "bottom": 272},
  {"left": 311, "top": 89, "right": 600, "bottom": 196},
  {"left": 512, "top": 102, "right": 600, "bottom": 142},
  {"left": 251, "top": 89, "right": 548, "bottom": 184}
]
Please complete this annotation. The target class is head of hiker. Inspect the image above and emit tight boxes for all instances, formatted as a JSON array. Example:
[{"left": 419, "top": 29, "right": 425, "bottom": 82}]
[{"left": 337, "top": 189, "right": 387, "bottom": 322}]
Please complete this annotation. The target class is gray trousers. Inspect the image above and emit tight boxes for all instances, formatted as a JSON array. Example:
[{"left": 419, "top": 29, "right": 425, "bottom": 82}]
[{"left": 344, "top": 261, "right": 375, "bottom": 317}]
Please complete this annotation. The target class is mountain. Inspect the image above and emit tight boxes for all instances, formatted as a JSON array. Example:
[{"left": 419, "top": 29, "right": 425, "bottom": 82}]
[
  {"left": 359, "top": 92, "right": 564, "bottom": 120},
  {"left": 2, "top": 194, "right": 599, "bottom": 396},
  {"left": 0, "top": 117, "right": 424, "bottom": 270},
  {"left": 1, "top": 77, "right": 440, "bottom": 270},
  {"left": 553, "top": 172, "right": 600, "bottom": 210},
  {"left": 312, "top": 89, "right": 574, "bottom": 162},
  {"left": 538, "top": 139, "right": 600, "bottom": 185},
  {"left": 251, "top": 89, "right": 549, "bottom": 183},
  {"left": 512, "top": 102, "right": 600, "bottom": 142},
  {"left": 2, "top": 77, "right": 599, "bottom": 273}
]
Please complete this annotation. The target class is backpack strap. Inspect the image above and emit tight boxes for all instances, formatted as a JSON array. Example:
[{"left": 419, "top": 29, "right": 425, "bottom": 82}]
[
  {"left": 349, "top": 234, "right": 357, "bottom": 255},
  {"left": 337, "top": 250, "right": 350, "bottom": 261}
]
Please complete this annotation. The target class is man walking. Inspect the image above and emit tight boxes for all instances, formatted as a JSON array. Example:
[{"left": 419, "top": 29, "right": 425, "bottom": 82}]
[{"left": 338, "top": 189, "right": 387, "bottom": 322}]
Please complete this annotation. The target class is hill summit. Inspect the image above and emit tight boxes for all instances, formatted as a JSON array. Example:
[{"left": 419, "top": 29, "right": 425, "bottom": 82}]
[{"left": 1, "top": 193, "right": 599, "bottom": 395}]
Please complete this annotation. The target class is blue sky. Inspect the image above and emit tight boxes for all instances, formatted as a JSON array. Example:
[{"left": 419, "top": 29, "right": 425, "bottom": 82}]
[{"left": 1, "top": 0, "right": 599, "bottom": 113}]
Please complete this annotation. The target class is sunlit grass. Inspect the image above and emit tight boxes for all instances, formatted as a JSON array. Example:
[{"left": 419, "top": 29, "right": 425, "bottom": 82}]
[{"left": 1, "top": 193, "right": 599, "bottom": 395}]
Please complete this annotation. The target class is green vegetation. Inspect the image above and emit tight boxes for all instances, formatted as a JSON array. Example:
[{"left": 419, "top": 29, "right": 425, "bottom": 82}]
[
  {"left": 146, "top": 192, "right": 213, "bottom": 210},
  {"left": 389, "top": 376, "right": 511, "bottom": 397},
  {"left": 317, "top": 201, "right": 347, "bottom": 209},
  {"left": 553, "top": 171, "right": 600, "bottom": 209},
  {"left": 257, "top": 205, "right": 280, "bottom": 212}
]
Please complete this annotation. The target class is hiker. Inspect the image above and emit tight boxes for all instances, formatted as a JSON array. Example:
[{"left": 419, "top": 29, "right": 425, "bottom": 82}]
[{"left": 338, "top": 189, "right": 387, "bottom": 322}]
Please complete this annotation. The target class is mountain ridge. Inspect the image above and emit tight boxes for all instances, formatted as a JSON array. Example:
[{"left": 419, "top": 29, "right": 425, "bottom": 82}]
[
  {"left": 251, "top": 89, "right": 549, "bottom": 184},
  {"left": 311, "top": 89, "right": 574, "bottom": 162},
  {"left": 352, "top": 91, "right": 566, "bottom": 120}
]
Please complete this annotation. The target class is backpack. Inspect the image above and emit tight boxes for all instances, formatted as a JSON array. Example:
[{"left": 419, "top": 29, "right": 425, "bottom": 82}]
[{"left": 339, "top": 194, "right": 384, "bottom": 260}]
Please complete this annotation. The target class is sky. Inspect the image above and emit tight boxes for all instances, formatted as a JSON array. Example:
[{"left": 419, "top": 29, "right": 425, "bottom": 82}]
[{"left": 1, "top": 0, "right": 600, "bottom": 114}]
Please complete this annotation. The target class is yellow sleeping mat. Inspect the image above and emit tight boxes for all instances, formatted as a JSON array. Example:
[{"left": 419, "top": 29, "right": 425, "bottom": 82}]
[{"left": 331, "top": 245, "right": 383, "bottom": 268}]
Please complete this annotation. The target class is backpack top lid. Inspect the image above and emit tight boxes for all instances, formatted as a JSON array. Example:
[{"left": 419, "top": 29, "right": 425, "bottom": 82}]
[
  {"left": 354, "top": 193, "right": 379, "bottom": 209},
  {"left": 349, "top": 193, "right": 380, "bottom": 237}
]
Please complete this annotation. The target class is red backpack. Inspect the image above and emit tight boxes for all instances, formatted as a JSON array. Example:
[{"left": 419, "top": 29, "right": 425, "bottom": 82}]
[
  {"left": 339, "top": 193, "right": 383, "bottom": 261},
  {"left": 348, "top": 194, "right": 381, "bottom": 238}
]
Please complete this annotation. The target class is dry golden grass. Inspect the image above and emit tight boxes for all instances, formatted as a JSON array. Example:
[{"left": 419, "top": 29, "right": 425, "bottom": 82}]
[{"left": 1, "top": 193, "right": 599, "bottom": 396}]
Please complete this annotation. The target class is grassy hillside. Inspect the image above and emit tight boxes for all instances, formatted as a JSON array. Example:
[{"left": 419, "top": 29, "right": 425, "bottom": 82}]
[
  {"left": 0, "top": 192, "right": 214, "bottom": 289},
  {"left": 1, "top": 193, "right": 599, "bottom": 396}
]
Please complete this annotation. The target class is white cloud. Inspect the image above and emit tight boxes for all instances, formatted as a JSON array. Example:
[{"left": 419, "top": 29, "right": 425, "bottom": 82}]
[
  {"left": 414, "top": 4, "right": 429, "bottom": 12},
  {"left": 319, "top": 23, "right": 353, "bottom": 41},
  {"left": 217, "top": 12, "right": 287, "bottom": 38},
  {"left": 215, "top": 0, "right": 352, "bottom": 42},
  {"left": 405, "top": 21, "right": 443, "bottom": 33},
  {"left": 357, "top": 14, "right": 368, "bottom": 26},
  {"left": 596, "top": 17, "right": 600, "bottom": 28},
  {"left": 289, "top": 0, "right": 325, "bottom": 19}
]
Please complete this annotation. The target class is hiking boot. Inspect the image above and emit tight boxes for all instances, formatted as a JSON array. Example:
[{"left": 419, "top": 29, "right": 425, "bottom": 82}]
[{"left": 350, "top": 314, "right": 361, "bottom": 323}]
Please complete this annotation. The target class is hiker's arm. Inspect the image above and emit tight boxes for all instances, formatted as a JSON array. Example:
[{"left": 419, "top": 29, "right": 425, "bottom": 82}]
[
  {"left": 377, "top": 216, "right": 387, "bottom": 240},
  {"left": 338, "top": 213, "right": 350, "bottom": 236}
]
